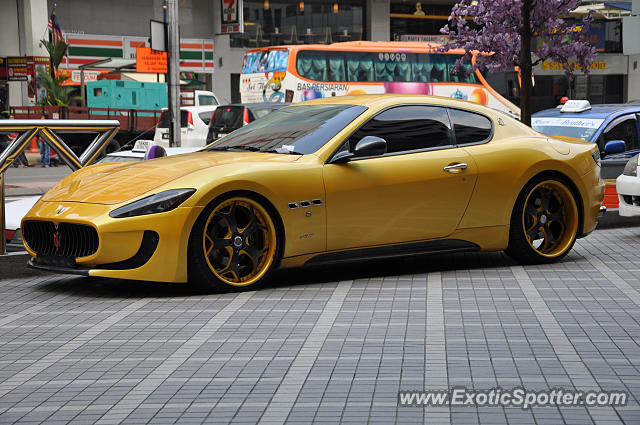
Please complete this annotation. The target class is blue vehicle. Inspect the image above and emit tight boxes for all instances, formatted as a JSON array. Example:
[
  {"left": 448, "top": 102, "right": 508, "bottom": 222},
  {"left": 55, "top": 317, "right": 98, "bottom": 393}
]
[{"left": 532, "top": 100, "right": 640, "bottom": 210}]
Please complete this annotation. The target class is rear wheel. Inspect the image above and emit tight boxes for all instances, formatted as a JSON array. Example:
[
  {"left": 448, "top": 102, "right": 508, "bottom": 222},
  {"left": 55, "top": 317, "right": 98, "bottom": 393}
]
[
  {"left": 188, "top": 194, "right": 280, "bottom": 292},
  {"left": 506, "top": 177, "right": 579, "bottom": 264}
]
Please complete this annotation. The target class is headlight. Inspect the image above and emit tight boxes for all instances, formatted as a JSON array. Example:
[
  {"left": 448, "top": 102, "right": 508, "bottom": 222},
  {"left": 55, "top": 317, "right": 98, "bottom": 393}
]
[
  {"left": 623, "top": 155, "right": 638, "bottom": 177},
  {"left": 109, "top": 189, "right": 195, "bottom": 218},
  {"left": 591, "top": 149, "right": 601, "bottom": 167}
]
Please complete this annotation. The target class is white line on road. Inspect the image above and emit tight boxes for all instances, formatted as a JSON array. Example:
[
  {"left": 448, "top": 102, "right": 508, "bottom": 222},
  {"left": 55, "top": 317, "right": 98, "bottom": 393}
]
[{"left": 258, "top": 280, "right": 352, "bottom": 424}]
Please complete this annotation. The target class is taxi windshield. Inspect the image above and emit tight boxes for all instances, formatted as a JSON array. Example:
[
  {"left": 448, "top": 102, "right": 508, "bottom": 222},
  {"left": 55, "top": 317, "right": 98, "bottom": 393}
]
[{"left": 531, "top": 117, "right": 604, "bottom": 141}]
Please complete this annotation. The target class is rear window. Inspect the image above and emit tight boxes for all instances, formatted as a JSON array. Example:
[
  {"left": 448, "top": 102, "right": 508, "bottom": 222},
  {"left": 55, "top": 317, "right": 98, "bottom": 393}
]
[
  {"left": 198, "top": 95, "right": 217, "bottom": 106},
  {"left": 157, "top": 110, "right": 189, "bottom": 128},
  {"left": 199, "top": 111, "right": 213, "bottom": 125},
  {"left": 211, "top": 106, "right": 245, "bottom": 129}
]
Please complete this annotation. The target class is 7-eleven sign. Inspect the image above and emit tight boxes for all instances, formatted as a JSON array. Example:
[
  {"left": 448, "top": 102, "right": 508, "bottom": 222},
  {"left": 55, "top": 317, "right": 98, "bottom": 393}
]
[{"left": 221, "top": 0, "right": 243, "bottom": 34}]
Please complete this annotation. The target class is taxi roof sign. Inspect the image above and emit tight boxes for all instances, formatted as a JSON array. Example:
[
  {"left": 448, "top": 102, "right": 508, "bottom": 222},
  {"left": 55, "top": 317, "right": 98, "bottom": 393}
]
[{"left": 561, "top": 100, "right": 592, "bottom": 113}]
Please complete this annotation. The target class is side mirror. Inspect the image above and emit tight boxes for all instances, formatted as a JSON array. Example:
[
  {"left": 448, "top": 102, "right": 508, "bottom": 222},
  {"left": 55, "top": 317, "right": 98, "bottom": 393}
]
[
  {"left": 604, "top": 140, "right": 625, "bottom": 155},
  {"left": 354, "top": 136, "right": 387, "bottom": 157}
]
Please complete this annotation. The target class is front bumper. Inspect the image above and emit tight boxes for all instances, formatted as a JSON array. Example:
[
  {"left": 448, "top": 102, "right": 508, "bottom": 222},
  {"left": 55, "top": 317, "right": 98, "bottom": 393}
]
[
  {"left": 616, "top": 174, "right": 640, "bottom": 217},
  {"left": 22, "top": 201, "right": 203, "bottom": 282}
]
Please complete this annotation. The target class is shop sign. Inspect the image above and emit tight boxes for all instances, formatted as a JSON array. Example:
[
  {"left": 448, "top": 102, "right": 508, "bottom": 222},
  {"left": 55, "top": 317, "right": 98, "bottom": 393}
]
[
  {"left": 400, "top": 34, "right": 447, "bottom": 43},
  {"left": 7, "top": 57, "right": 28, "bottom": 81},
  {"left": 0, "top": 57, "right": 7, "bottom": 80},
  {"left": 536, "top": 55, "right": 628, "bottom": 75},
  {"left": 220, "top": 0, "right": 243, "bottom": 34},
  {"left": 27, "top": 57, "right": 50, "bottom": 104},
  {"left": 56, "top": 69, "right": 110, "bottom": 85},
  {"left": 136, "top": 47, "right": 168, "bottom": 73}
]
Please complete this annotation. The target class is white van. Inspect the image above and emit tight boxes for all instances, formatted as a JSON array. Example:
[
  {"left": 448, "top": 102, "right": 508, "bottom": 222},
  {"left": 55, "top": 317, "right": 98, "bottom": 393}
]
[
  {"left": 180, "top": 90, "right": 220, "bottom": 107},
  {"left": 153, "top": 105, "right": 217, "bottom": 148}
]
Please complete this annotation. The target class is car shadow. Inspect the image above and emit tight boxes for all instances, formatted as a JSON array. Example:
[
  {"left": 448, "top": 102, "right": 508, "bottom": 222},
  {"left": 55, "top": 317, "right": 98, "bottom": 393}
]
[{"left": 34, "top": 251, "right": 518, "bottom": 298}]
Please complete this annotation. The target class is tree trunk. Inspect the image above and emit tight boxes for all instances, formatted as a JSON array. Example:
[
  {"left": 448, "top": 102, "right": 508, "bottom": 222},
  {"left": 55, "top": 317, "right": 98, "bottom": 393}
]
[{"left": 520, "top": 0, "right": 533, "bottom": 126}]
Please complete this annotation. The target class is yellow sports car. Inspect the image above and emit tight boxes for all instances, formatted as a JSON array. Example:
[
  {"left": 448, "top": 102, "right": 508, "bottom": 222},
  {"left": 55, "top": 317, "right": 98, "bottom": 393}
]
[{"left": 22, "top": 95, "right": 605, "bottom": 291}]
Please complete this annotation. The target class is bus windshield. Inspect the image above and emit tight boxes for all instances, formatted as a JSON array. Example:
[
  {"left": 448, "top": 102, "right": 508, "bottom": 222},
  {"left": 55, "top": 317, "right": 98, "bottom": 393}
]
[
  {"left": 205, "top": 104, "right": 367, "bottom": 155},
  {"left": 242, "top": 50, "right": 289, "bottom": 74}
]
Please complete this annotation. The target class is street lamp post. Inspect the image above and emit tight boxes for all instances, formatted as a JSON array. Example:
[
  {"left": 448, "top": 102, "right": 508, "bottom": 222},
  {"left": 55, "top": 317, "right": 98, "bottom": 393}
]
[{"left": 167, "top": 0, "right": 181, "bottom": 147}]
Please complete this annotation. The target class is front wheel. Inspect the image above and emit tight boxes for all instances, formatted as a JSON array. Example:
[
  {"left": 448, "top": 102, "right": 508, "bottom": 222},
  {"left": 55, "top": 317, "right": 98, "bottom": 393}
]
[
  {"left": 188, "top": 195, "right": 280, "bottom": 292},
  {"left": 506, "top": 177, "right": 579, "bottom": 264}
]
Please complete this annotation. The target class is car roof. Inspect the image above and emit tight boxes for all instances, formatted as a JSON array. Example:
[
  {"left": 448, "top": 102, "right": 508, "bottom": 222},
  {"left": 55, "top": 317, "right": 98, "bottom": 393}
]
[
  {"left": 533, "top": 104, "right": 640, "bottom": 120},
  {"left": 160, "top": 105, "right": 217, "bottom": 112},
  {"left": 216, "top": 102, "right": 288, "bottom": 110}
]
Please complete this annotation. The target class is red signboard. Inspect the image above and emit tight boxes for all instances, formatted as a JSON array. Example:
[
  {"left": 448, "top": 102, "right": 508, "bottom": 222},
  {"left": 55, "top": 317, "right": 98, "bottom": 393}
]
[
  {"left": 7, "top": 57, "right": 28, "bottom": 81},
  {"left": 221, "top": 0, "right": 243, "bottom": 34}
]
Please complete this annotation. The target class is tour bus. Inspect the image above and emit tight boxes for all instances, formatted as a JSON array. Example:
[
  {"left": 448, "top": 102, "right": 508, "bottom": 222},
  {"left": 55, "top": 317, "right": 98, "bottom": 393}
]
[{"left": 240, "top": 41, "right": 520, "bottom": 116}]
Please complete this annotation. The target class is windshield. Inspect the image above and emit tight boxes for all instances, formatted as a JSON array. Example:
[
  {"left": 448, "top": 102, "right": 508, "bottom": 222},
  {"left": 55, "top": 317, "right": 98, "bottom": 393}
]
[
  {"left": 204, "top": 104, "right": 367, "bottom": 154},
  {"left": 531, "top": 117, "right": 604, "bottom": 141}
]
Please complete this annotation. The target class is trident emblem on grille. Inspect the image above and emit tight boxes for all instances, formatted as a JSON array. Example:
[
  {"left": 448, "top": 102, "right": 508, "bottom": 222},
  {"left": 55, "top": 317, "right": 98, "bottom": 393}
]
[{"left": 53, "top": 231, "right": 61, "bottom": 253}]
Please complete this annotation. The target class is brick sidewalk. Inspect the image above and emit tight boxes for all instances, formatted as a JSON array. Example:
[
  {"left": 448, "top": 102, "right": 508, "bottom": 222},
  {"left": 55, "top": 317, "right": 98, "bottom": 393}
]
[{"left": 0, "top": 226, "right": 639, "bottom": 424}]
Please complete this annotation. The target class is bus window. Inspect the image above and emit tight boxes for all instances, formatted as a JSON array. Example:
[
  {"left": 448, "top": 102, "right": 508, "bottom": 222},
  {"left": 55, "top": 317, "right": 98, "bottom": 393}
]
[
  {"left": 431, "top": 54, "right": 448, "bottom": 82},
  {"left": 297, "top": 51, "right": 328, "bottom": 81},
  {"left": 328, "top": 54, "right": 345, "bottom": 82},
  {"left": 374, "top": 52, "right": 411, "bottom": 82},
  {"left": 345, "top": 52, "right": 374, "bottom": 82},
  {"left": 412, "top": 54, "right": 433, "bottom": 82}
]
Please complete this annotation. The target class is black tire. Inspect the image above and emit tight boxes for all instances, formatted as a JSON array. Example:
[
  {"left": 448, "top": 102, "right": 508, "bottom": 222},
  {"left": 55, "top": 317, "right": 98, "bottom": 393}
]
[
  {"left": 105, "top": 139, "right": 120, "bottom": 154},
  {"left": 188, "top": 193, "right": 282, "bottom": 292},
  {"left": 505, "top": 175, "right": 580, "bottom": 264}
]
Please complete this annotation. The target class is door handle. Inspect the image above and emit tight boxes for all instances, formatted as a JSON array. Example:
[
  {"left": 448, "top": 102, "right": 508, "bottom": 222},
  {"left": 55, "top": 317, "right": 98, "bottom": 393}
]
[{"left": 444, "top": 163, "right": 468, "bottom": 172}]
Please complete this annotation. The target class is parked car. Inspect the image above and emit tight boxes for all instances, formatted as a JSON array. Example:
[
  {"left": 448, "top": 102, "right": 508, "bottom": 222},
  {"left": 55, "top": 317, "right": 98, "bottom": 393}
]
[
  {"left": 616, "top": 154, "right": 640, "bottom": 217},
  {"left": 532, "top": 100, "right": 640, "bottom": 211},
  {"left": 22, "top": 95, "right": 604, "bottom": 291},
  {"left": 206, "top": 103, "right": 287, "bottom": 143},
  {"left": 4, "top": 142, "right": 199, "bottom": 251},
  {"left": 153, "top": 105, "right": 217, "bottom": 148}
]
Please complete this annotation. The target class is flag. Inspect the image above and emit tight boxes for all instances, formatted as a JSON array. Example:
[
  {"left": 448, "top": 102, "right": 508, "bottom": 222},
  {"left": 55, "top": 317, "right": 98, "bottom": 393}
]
[{"left": 47, "top": 9, "right": 66, "bottom": 45}]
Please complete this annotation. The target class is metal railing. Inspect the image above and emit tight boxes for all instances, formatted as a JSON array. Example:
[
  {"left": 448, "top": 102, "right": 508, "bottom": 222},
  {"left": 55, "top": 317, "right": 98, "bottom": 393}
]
[{"left": 0, "top": 119, "right": 120, "bottom": 255}]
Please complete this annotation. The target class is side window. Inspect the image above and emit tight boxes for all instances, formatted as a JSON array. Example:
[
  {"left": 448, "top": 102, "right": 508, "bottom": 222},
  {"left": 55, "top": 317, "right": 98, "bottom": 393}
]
[
  {"left": 199, "top": 111, "right": 213, "bottom": 125},
  {"left": 448, "top": 109, "right": 493, "bottom": 145},
  {"left": 600, "top": 116, "right": 639, "bottom": 152},
  {"left": 349, "top": 105, "right": 453, "bottom": 154}
]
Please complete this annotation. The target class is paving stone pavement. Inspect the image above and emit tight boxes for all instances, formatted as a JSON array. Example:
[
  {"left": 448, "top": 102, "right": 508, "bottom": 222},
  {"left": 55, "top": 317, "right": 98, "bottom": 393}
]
[{"left": 0, "top": 225, "right": 639, "bottom": 424}]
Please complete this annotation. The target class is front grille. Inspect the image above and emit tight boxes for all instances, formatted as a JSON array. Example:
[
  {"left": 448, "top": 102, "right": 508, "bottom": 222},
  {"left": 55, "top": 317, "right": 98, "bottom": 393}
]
[
  {"left": 622, "top": 195, "right": 640, "bottom": 207},
  {"left": 23, "top": 221, "right": 99, "bottom": 258}
]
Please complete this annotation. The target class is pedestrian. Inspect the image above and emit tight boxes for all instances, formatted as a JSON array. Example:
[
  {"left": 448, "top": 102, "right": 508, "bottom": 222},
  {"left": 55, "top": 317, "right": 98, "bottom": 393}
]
[
  {"left": 0, "top": 112, "right": 10, "bottom": 155},
  {"left": 38, "top": 113, "right": 50, "bottom": 168}
]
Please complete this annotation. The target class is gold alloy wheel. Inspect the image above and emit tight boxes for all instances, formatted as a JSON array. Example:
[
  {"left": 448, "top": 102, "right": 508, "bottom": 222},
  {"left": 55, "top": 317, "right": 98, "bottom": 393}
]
[
  {"left": 202, "top": 197, "right": 277, "bottom": 286},
  {"left": 522, "top": 180, "right": 578, "bottom": 258}
]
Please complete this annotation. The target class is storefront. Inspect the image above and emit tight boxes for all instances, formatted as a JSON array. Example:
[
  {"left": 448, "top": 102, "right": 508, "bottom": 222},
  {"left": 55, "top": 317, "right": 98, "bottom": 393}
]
[
  {"left": 532, "top": 54, "right": 629, "bottom": 110},
  {"left": 229, "top": 0, "right": 366, "bottom": 48}
]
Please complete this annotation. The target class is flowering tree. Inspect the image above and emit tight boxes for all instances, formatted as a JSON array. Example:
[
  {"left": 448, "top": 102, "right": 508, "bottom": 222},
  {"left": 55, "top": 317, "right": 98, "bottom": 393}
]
[{"left": 441, "top": 0, "right": 597, "bottom": 125}]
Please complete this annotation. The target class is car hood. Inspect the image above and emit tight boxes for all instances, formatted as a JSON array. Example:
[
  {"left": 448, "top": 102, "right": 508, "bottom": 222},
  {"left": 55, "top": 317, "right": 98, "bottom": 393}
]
[{"left": 42, "top": 151, "right": 300, "bottom": 205}]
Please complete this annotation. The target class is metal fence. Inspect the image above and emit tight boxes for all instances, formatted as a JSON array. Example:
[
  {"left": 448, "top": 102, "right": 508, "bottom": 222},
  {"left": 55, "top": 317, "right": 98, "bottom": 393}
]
[{"left": 0, "top": 120, "right": 120, "bottom": 255}]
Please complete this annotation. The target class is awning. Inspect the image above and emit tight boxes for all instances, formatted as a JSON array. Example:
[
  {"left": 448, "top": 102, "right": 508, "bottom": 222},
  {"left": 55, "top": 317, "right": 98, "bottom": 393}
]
[{"left": 604, "top": 1, "right": 632, "bottom": 11}]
